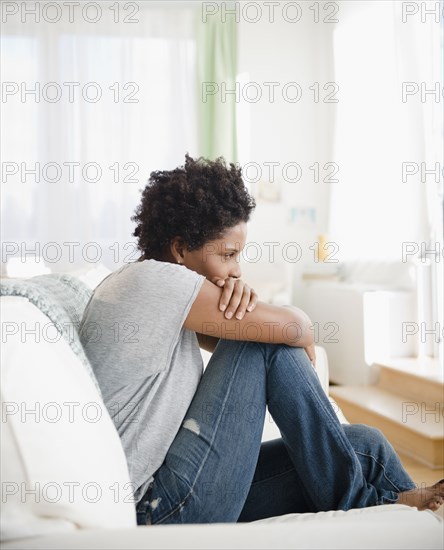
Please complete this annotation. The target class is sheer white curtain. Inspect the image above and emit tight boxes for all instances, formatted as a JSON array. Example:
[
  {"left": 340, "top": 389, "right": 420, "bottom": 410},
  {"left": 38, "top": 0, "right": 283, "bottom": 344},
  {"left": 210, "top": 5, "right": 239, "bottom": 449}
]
[
  {"left": 327, "top": 0, "right": 443, "bottom": 359},
  {"left": 328, "top": 0, "right": 441, "bottom": 262},
  {"left": 1, "top": 1, "right": 199, "bottom": 273}
]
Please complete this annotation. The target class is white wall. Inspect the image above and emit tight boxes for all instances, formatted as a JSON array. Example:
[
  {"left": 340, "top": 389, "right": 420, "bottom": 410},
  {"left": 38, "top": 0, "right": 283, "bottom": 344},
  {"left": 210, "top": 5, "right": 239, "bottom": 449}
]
[{"left": 236, "top": 7, "right": 336, "bottom": 302}]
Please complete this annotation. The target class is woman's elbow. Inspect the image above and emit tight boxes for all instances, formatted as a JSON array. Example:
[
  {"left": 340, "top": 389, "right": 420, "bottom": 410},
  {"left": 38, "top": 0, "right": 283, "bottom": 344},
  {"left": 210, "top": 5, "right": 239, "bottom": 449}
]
[{"left": 281, "top": 306, "right": 315, "bottom": 348}]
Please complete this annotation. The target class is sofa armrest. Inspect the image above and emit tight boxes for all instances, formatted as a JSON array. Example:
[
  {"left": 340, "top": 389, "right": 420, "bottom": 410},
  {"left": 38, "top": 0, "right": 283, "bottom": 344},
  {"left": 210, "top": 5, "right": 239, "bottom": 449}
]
[{"left": 314, "top": 345, "right": 329, "bottom": 395}]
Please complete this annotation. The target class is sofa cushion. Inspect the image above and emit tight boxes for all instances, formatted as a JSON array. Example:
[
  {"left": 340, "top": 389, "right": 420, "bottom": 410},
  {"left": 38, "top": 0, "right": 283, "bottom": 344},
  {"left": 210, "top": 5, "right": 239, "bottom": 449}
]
[
  {"left": 0, "top": 505, "right": 442, "bottom": 549},
  {"left": 1, "top": 274, "right": 101, "bottom": 396},
  {"left": 1, "top": 296, "right": 137, "bottom": 542}
]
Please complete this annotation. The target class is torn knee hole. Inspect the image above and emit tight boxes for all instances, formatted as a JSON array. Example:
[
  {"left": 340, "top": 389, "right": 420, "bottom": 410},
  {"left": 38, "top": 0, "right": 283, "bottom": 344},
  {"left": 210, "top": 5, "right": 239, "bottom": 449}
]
[
  {"left": 182, "top": 418, "right": 200, "bottom": 435},
  {"left": 149, "top": 497, "right": 162, "bottom": 510}
]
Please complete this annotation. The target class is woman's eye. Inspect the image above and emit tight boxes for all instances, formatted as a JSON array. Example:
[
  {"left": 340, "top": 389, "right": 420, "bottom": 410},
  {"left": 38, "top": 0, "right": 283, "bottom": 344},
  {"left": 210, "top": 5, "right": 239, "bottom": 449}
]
[{"left": 225, "top": 253, "right": 235, "bottom": 259}]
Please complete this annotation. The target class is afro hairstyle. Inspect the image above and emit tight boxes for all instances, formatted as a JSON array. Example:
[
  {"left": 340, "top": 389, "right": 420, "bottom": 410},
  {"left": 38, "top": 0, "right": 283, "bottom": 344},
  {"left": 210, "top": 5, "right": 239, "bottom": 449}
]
[{"left": 131, "top": 154, "right": 256, "bottom": 260}]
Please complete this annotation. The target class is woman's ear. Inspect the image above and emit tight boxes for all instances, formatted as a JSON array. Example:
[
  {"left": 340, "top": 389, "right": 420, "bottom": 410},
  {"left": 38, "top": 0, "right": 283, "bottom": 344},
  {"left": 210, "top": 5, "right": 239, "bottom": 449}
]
[{"left": 169, "top": 236, "right": 185, "bottom": 264}]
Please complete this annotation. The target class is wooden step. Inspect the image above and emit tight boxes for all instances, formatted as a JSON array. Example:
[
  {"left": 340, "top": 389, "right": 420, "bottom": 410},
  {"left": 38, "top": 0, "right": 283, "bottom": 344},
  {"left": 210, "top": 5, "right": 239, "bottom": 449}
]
[
  {"left": 329, "top": 385, "right": 444, "bottom": 469},
  {"left": 376, "top": 358, "right": 443, "bottom": 405}
]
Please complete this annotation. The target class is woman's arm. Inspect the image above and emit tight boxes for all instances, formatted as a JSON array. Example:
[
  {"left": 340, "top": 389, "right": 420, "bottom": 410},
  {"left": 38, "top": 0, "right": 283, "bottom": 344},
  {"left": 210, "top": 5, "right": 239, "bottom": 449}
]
[
  {"left": 184, "top": 279, "right": 314, "bottom": 348},
  {"left": 196, "top": 332, "right": 220, "bottom": 353}
]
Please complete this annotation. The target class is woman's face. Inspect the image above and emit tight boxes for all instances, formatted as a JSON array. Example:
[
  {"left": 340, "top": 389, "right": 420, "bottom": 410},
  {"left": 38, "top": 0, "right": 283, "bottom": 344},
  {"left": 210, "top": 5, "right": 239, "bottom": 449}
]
[{"left": 180, "top": 222, "right": 247, "bottom": 281}]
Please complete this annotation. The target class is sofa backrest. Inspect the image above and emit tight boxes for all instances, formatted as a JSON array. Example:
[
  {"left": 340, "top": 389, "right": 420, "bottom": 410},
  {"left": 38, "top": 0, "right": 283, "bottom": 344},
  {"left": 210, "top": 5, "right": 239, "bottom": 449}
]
[
  {"left": 1, "top": 274, "right": 102, "bottom": 397},
  {"left": 1, "top": 275, "right": 137, "bottom": 542}
]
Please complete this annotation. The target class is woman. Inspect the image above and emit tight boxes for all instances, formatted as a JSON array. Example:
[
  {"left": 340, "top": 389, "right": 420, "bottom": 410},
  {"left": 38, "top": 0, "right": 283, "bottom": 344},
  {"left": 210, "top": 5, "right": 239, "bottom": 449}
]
[{"left": 80, "top": 154, "right": 443, "bottom": 525}]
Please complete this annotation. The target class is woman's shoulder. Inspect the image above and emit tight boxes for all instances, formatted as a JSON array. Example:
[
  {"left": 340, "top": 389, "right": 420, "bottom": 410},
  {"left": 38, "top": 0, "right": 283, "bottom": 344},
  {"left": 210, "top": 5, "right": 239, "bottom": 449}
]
[
  {"left": 135, "top": 258, "right": 204, "bottom": 281},
  {"left": 104, "top": 258, "right": 181, "bottom": 279},
  {"left": 109, "top": 259, "right": 205, "bottom": 295}
]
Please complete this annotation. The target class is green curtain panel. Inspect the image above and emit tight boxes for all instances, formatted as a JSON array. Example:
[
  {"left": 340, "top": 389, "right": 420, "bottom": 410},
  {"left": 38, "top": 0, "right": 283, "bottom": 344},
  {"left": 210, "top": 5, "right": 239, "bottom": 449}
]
[{"left": 196, "top": 12, "right": 238, "bottom": 163}]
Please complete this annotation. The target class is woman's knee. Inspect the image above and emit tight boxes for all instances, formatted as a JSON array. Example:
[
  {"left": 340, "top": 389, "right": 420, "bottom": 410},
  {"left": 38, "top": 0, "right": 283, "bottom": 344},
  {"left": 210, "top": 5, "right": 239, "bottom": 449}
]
[
  {"left": 214, "top": 338, "right": 261, "bottom": 354},
  {"left": 273, "top": 344, "right": 312, "bottom": 368},
  {"left": 343, "top": 423, "right": 392, "bottom": 454},
  {"left": 214, "top": 340, "right": 313, "bottom": 376},
  {"left": 261, "top": 344, "right": 318, "bottom": 385}
]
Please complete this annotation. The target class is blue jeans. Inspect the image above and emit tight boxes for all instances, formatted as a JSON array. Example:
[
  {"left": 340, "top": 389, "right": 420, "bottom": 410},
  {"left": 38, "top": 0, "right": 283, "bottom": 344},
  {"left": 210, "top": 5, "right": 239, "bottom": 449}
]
[{"left": 136, "top": 339, "right": 416, "bottom": 524}]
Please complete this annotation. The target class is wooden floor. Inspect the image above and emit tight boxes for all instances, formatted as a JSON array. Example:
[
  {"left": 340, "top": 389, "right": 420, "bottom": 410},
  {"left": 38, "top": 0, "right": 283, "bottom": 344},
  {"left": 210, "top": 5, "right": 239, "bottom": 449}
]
[{"left": 398, "top": 451, "right": 444, "bottom": 519}]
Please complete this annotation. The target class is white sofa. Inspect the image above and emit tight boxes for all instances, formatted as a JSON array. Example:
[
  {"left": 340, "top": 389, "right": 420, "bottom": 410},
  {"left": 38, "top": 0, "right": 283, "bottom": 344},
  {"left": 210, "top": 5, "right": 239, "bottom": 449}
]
[{"left": 1, "top": 269, "right": 442, "bottom": 550}]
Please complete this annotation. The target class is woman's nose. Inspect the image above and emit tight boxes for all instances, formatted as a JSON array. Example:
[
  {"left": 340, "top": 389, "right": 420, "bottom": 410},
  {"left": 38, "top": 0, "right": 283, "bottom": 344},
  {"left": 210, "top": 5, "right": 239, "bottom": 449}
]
[{"left": 230, "top": 266, "right": 242, "bottom": 279}]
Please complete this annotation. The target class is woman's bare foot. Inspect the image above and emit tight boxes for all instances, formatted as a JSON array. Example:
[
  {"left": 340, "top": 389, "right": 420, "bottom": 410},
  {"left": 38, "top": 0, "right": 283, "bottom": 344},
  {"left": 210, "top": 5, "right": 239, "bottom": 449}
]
[{"left": 397, "top": 479, "right": 444, "bottom": 511}]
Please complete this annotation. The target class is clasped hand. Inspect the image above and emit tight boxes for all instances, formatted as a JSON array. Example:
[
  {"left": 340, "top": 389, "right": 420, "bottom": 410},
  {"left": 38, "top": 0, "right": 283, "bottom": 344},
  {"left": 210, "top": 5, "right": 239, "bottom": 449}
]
[
  {"left": 211, "top": 276, "right": 258, "bottom": 321},
  {"left": 211, "top": 276, "right": 316, "bottom": 368}
]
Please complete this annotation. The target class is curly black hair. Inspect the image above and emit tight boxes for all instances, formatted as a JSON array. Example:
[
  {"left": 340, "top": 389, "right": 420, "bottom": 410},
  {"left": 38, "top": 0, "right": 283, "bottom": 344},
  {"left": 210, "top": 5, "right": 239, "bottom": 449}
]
[{"left": 131, "top": 154, "right": 256, "bottom": 260}]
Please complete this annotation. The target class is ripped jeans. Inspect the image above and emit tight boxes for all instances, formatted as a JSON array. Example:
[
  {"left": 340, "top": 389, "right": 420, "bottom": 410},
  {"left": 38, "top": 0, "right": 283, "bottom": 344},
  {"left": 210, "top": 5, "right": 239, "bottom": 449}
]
[{"left": 136, "top": 339, "right": 416, "bottom": 524}]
